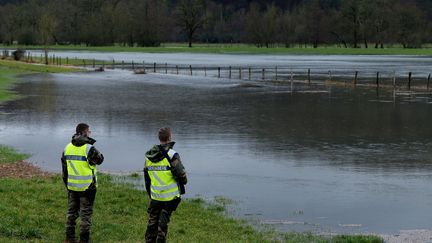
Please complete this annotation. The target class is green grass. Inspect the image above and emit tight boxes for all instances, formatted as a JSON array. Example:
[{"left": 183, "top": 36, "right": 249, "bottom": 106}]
[
  {"left": 0, "top": 59, "right": 78, "bottom": 73},
  {"left": 0, "top": 67, "right": 23, "bottom": 103},
  {"left": 0, "top": 174, "right": 383, "bottom": 242},
  {"left": 0, "top": 145, "right": 29, "bottom": 164},
  {"left": 2, "top": 43, "right": 432, "bottom": 55}
]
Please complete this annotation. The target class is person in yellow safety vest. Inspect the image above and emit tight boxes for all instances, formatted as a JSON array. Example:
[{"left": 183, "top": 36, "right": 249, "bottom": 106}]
[
  {"left": 61, "top": 123, "right": 104, "bottom": 243},
  {"left": 144, "top": 127, "right": 187, "bottom": 243}
]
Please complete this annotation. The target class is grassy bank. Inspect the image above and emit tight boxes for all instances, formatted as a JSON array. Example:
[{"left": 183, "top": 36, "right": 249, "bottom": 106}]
[
  {"left": 2, "top": 43, "right": 432, "bottom": 55},
  {"left": 0, "top": 149, "right": 383, "bottom": 242},
  {"left": 0, "top": 175, "right": 383, "bottom": 242}
]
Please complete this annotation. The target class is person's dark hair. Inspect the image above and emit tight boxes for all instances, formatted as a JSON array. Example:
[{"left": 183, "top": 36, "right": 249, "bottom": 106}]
[
  {"left": 76, "top": 123, "right": 89, "bottom": 135},
  {"left": 158, "top": 127, "right": 171, "bottom": 142}
]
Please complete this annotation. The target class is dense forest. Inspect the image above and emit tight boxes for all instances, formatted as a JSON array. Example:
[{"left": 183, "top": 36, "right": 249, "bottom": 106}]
[{"left": 0, "top": 0, "right": 431, "bottom": 48}]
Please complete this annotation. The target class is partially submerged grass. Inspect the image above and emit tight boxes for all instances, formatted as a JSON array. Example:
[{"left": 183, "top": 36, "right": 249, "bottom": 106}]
[
  {"left": 0, "top": 67, "right": 22, "bottom": 103},
  {"left": 0, "top": 59, "right": 80, "bottom": 104},
  {"left": 0, "top": 145, "right": 29, "bottom": 164},
  {"left": 129, "top": 172, "right": 141, "bottom": 178},
  {"left": 331, "top": 235, "right": 384, "bottom": 243}
]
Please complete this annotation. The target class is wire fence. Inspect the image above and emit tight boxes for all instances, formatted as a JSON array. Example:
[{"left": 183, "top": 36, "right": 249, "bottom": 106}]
[{"left": 1, "top": 50, "right": 431, "bottom": 92}]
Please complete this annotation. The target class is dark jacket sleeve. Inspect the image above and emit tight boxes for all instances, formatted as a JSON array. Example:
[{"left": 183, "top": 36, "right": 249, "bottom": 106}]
[
  {"left": 87, "top": 146, "right": 104, "bottom": 165},
  {"left": 170, "top": 153, "right": 187, "bottom": 185},
  {"left": 143, "top": 167, "right": 151, "bottom": 198},
  {"left": 61, "top": 152, "right": 67, "bottom": 187}
]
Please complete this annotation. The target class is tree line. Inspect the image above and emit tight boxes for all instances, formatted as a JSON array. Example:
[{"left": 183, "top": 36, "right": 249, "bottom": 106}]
[{"left": 0, "top": 0, "right": 431, "bottom": 48}]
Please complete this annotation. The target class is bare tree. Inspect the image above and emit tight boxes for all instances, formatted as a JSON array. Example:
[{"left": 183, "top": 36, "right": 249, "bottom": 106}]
[
  {"left": 279, "top": 10, "right": 296, "bottom": 47},
  {"left": 341, "top": 0, "right": 361, "bottom": 48},
  {"left": 0, "top": 4, "right": 20, "bottom": 45},
  {"left": 38, "top": 12, "right": 58, "bottom": 65},
  {"left": 302, "top": 0, "right": 323, "bottom": 48},
  {"left": 391, "top": 2, "right": 426, "bottom": 48},
  {"left": 245, "top": 3, "right": 263, "bottom": 47},
  {"left": 177, "top": 0, "right": 207, "bottom": 47},
  {"left": 262, "top": 4, "right": 281, "bottom": 48}
]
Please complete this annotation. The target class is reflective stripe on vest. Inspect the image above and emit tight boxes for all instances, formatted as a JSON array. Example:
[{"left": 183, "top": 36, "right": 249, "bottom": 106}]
[
  {"left": 64, "top": 143, "right": 96, "bottom": 192},
  {"left": 145, "top": 148, "right": 180, "bottom": 201}
]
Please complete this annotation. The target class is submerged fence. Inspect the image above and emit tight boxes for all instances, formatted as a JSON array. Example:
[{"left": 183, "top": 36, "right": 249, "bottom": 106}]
[
  {"left": 94, "top": 61, "right": 432, "bottom": 91},
  {"left": 1, "top": 50, "right": 431, "bottom": 92}
]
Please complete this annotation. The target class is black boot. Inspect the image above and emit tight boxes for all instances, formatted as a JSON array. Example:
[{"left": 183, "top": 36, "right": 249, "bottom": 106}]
[{"left": 79, "top": 232, "right": 91, "bottom": 243}]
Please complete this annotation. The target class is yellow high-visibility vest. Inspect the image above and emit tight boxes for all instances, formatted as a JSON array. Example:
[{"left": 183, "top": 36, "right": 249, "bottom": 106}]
[
  {"left": 145, "top": 149, "right": 180, "bottom": 201},
  {"left": 64, "top": 143, "right": 96, "bottom": 191}
]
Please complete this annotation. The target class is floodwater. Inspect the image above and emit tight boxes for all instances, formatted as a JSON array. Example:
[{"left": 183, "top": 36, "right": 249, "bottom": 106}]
[{"left": 1, "top": 66, "right": 432, "bottom": 234}]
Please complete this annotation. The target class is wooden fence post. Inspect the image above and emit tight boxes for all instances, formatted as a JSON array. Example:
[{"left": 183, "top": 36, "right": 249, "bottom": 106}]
[
  {"left": 176, "top": 65, "right": 179, "bottom": 75},
  {"left": 408, "top": 72, "right": 412, "bottom": 90},
  {"left": 262, "top": 68, "right": 265, "bottom": 80},
  {"left": 165, "top": 63, "right": 168, "bottom": 74},
  {"left": 248, "top": 67, "right": 251, "bottom": 80},
  {"left": 239, "top": 68, "right": 242, "bottom": 79},
  {"left": 229, "top": 66, "right": 232, "bottom": 79},
  {"left": 376, "top": 72, "right": 380, "bottom": 88},
  {"left": 308, "top": 68, "right": 311, "bottom": 84},
  {"left": 290, "top": 71, "right": 294, "bottom": 93},
  {"left": 189, "top": 65, "right": 192, "bottom": 75},
  {"left": 354, "top": 71, "right": 358, "bottom": 85},
  {"left": 204, "top": 67, "right": 207, "bottom": 77},
  {"left": 275, "top": 66, "right": 278, "bottom": 81},
  {"left": 153, "top": 62, "right": 156, "bottom": 73},
  {"left": 112, "top": 59, "right": 115, "bottom": 69},
  {"left": 122, "top": 60, "right": 124, "bottom": 69},
  {"left": 427, "top": 73, "right": 431, "bottom": 91},
  {"left": 218, "top": 67, "right": 220, "bottom": 78}
]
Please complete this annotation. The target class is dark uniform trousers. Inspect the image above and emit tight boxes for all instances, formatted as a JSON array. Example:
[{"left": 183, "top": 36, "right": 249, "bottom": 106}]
[
  {"left": 66, "top": 189, "right": 96, "bottom": 243},
  {"left": 145, "top": 198, "right": 181, "bottom": 243}
]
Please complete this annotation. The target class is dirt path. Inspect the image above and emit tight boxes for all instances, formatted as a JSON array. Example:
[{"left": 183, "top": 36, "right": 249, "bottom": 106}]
[{"left": 0, "top": 161, "right": 52, "bottom": 178}]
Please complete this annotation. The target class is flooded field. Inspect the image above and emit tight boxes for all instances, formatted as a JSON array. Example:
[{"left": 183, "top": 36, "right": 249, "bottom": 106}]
[
  {"left": 1, "top": 64, "right": 432, "bottom": 234},
  {"left": 27, "top": 50, "right": 432, "bottom": 79}
]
